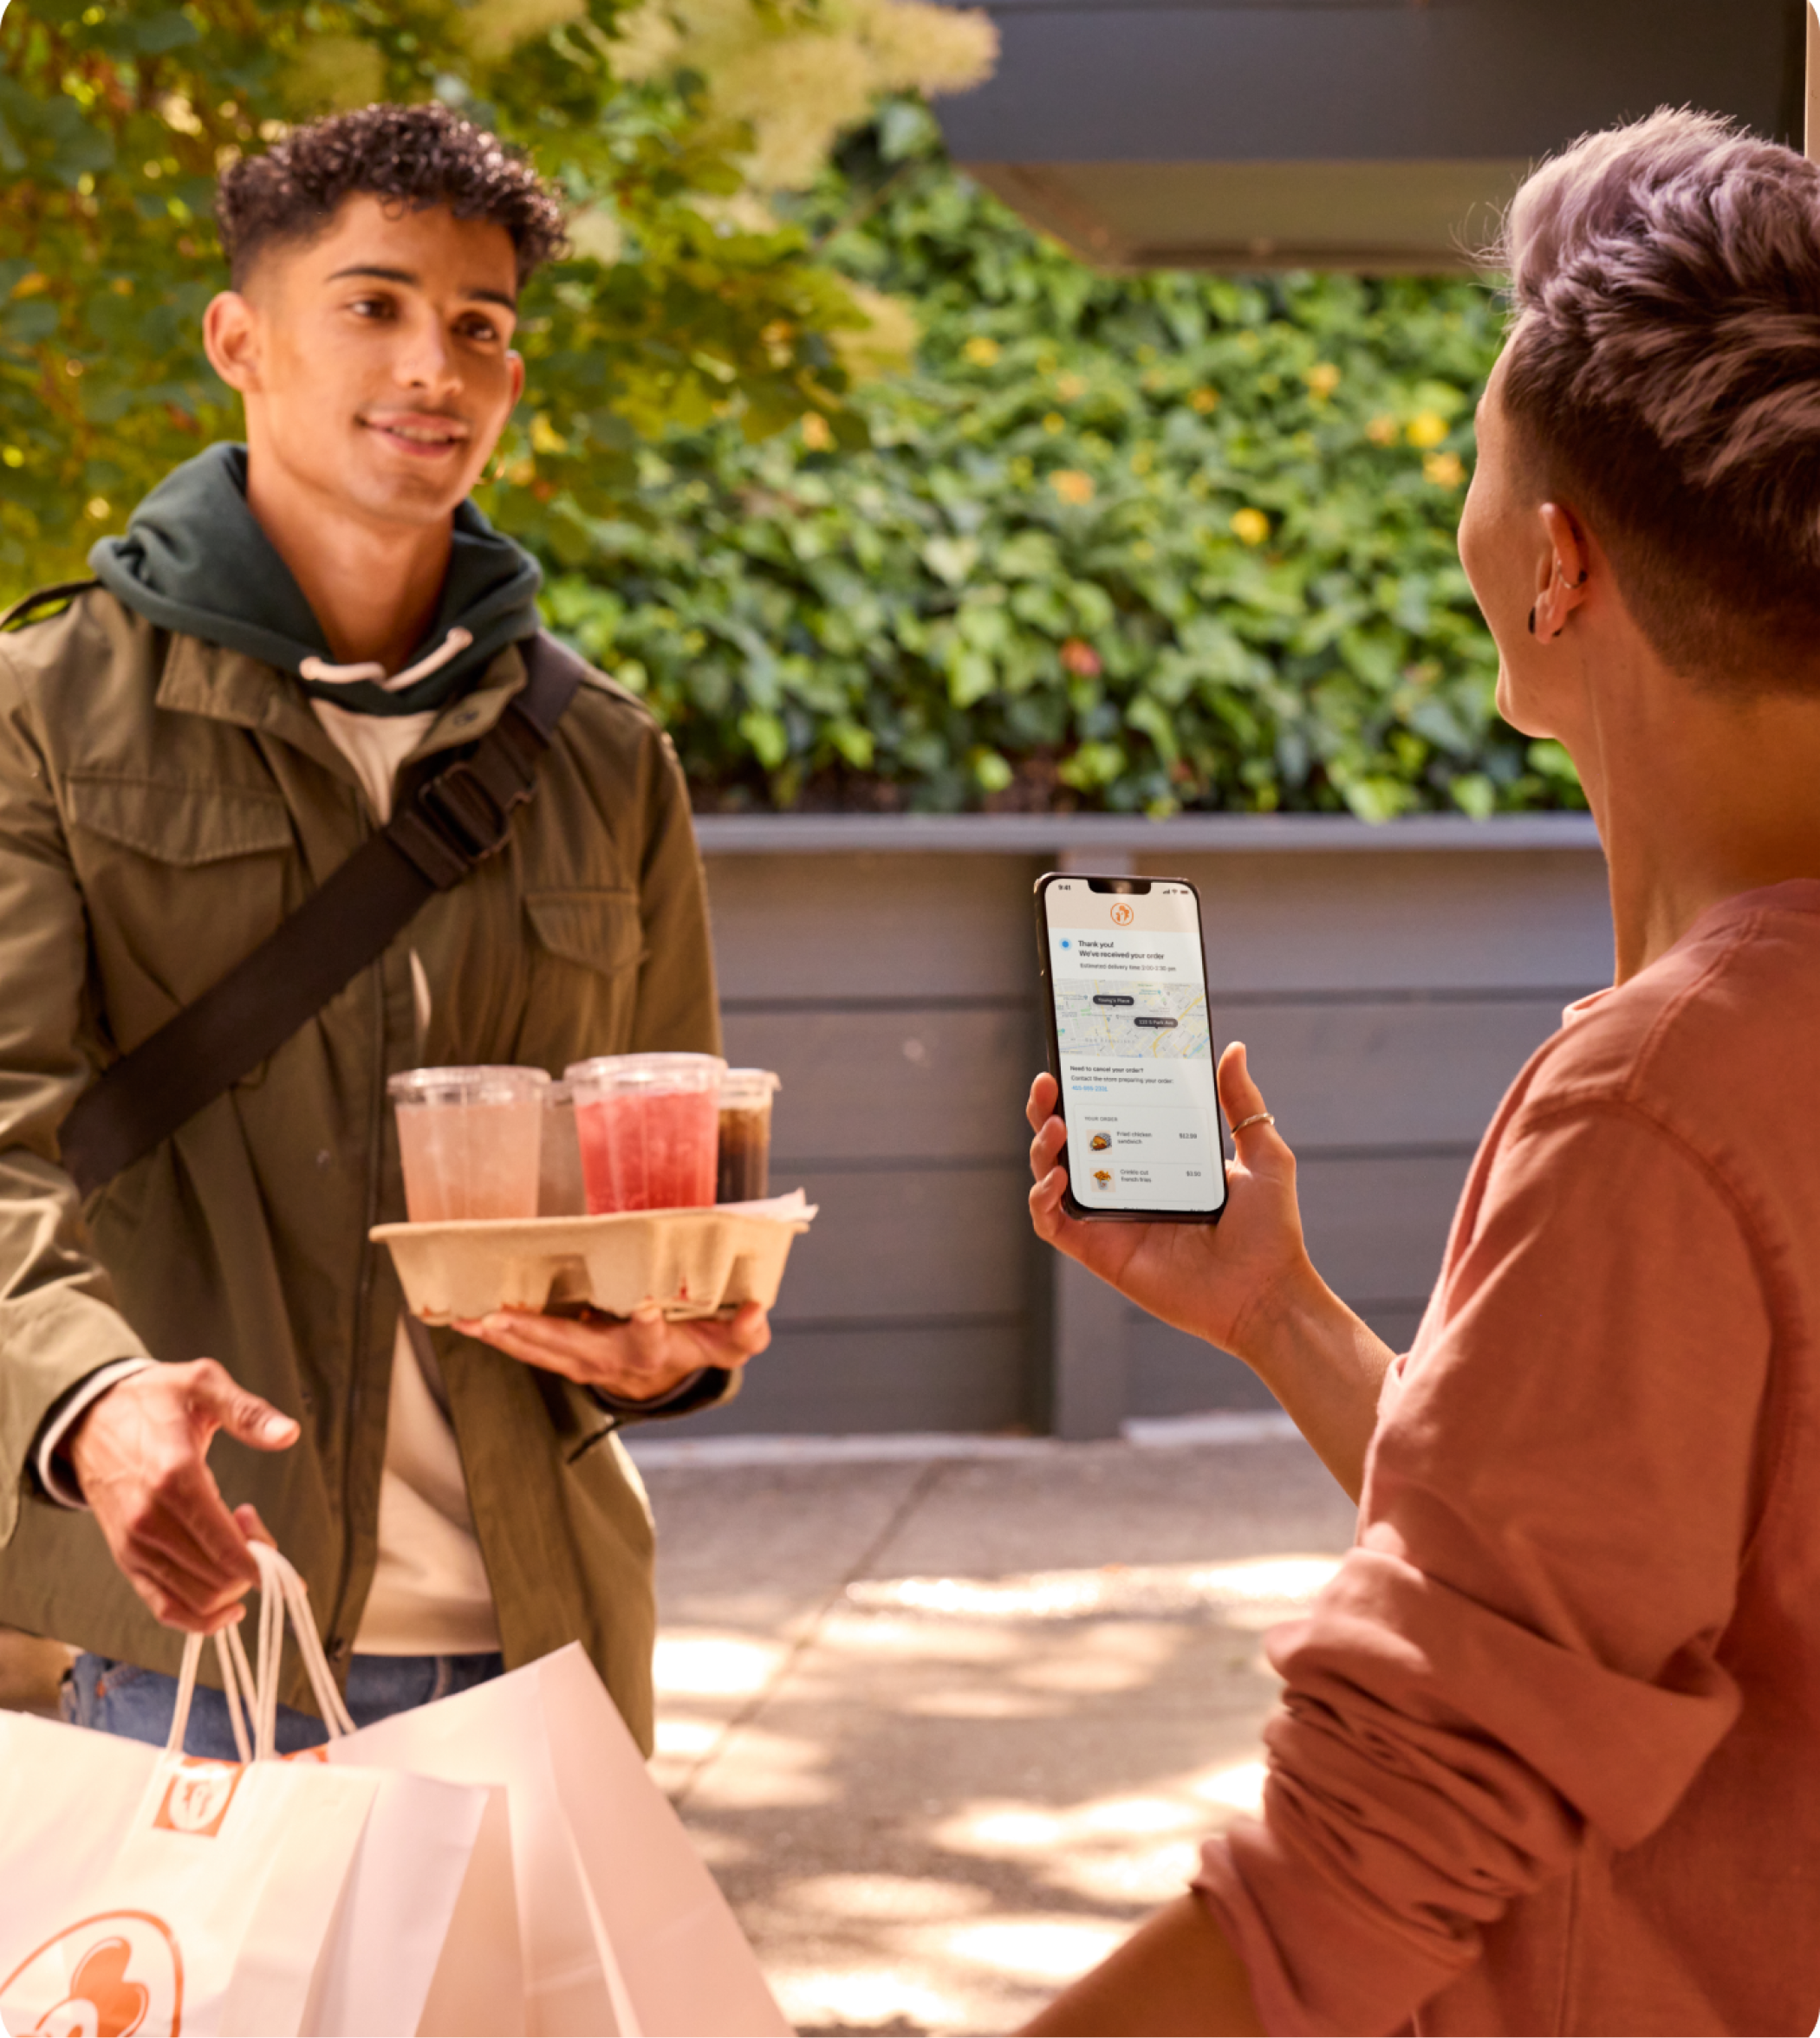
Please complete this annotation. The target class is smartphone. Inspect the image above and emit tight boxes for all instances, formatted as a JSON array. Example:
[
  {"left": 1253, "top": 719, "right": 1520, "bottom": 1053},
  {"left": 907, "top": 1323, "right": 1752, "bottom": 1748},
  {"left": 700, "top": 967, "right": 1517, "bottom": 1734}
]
[{"left": 1034, "top": 872, "right": 1227, "bottom": 1223}]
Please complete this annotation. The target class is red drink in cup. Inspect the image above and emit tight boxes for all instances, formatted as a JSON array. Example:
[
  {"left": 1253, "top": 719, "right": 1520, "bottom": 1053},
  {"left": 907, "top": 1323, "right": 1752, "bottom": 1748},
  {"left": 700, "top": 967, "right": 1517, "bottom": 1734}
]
[
  {"left": 565, "top": 1053, "right": 726, "bottom": 1212},
  {"left": 389, "top": 1066, "right": 549, "bottom": 1222}
]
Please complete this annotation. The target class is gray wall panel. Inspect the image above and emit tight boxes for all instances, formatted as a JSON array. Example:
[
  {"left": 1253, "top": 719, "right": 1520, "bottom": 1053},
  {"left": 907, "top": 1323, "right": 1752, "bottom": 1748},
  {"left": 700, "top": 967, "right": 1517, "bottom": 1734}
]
[
  {"left": 681, "top": 1324, "right": 1030, "bottom": 1437},
  {"left": 723, "top": 1006, "right": 1037, "bottom": 1164},
  {"left": 1296, "top": 1150, "right": 1470, "bottom": 1308},
  {"left": 705, "top": 853, "right": 1043, "bottom": 1002},
  {"left": 1149, "top": 850, "right": 1612, "bottom": 993},
  {"left": 1126, "top": 1304, "right": 1429, "bottom": 1421},
  {"left": 1212, "top": 996, "right": 1566, "bottom": 1150},
  {"left": 772, "top": 1165, "right": 1031, "bottom": 1324}
]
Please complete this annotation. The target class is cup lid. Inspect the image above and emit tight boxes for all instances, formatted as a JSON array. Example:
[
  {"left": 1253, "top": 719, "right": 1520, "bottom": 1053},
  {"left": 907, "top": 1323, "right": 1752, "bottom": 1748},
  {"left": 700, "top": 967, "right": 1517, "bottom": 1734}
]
[
  {"left": 387, "top": 1065, "right": 551, "bottom": 1106},
  {"left": 565, "top": 1052, "right": 727, "bottom": 1094},
  {"left": 719, "top": 1068, "right": 782, "bottom": 1100}
]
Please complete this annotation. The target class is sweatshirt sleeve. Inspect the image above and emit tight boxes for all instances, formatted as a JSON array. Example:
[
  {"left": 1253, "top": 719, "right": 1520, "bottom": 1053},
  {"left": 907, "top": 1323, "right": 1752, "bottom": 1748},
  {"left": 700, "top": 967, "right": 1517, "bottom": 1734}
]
[
  {"left": 1195, "top": 1101, "right": 1771, "bottom": 2035},
  {"left": 0, "top": 636, "right": 152, "bottom": 1547}
]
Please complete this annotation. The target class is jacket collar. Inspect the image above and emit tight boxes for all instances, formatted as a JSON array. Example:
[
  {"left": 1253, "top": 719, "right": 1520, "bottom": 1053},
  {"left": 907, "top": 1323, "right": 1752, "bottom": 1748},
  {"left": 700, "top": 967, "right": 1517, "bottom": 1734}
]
[{"left": 155, "top": 633, "right": 532, "bottom": 784}]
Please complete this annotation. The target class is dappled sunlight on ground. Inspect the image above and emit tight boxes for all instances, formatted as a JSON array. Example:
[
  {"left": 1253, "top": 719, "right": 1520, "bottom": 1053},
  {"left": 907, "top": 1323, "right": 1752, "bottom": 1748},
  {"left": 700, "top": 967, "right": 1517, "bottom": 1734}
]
[{"left": 641, "top": 1439, "right": 1358, "bottom": 2035}]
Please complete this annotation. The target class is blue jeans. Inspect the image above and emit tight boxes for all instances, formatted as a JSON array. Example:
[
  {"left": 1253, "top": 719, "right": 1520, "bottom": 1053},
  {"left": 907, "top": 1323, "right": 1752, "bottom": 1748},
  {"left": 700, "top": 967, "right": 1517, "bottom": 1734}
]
[{"left": 62, "top": 1650, "right": 504, "bottom": 1758}]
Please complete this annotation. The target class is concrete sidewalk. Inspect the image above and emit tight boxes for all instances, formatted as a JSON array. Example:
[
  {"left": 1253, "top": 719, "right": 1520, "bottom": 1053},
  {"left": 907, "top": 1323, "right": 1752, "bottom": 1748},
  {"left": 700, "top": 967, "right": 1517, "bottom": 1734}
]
[
  {"left": 0, "top": 1418, "right": 1355, "bottom": 2035},
  {"left": 632, "top": 1420, "right": 1355, "bottom": 2036}
]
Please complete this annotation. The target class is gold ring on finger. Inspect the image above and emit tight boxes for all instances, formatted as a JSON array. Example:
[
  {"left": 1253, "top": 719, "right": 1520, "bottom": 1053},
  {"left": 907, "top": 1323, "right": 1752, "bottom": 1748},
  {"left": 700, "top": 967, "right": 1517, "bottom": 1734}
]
[{"left": 1229, "top": 1111, "right": 1274, "bottom": 1138}]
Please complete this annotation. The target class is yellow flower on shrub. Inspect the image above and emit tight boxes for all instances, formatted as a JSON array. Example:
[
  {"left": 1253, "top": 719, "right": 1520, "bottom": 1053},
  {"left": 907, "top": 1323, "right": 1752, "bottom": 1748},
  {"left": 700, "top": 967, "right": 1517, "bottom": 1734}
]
[
  {"left": 1304, "top": 361, "right": 1341, "bottom": 399},
  {"left": 1407, "top": 411, "right": 1449, "bottom": 449},
  {"left": 963, "top": 334, "right": 1000, "bottom": 367},
  {"left": 1423, "top": 451, "right": 1466, "bottom": 487},
  {"left": 1050, "top": 470, "right": 1095, "bottom": 506},
  {"left": 1056, "top": 372, "right": 1088, "bottom": 401},
  {"left": 1366, "top": 414, "right": 1398, "bottom": 446},
  {"left": 1189, "top": 387, "right": 1219, "bottom": 414},
  {"left": 801, "top": 411, "right": 834, "bottom": 451},
  {"left": 1042, "top": 412, "right": 1065, "bottom": 434},
  {"left": 1230, "top": 506, "right": 1270, "bottom": 546}
]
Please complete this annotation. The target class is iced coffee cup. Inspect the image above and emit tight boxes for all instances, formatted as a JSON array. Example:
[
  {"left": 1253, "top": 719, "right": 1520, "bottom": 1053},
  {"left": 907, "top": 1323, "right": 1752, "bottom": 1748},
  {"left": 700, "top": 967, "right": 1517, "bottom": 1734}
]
[
  {"left": 717, "top": 1068, "right": 781, "bottom": 1203},
  {"left": 537, "top": 1080, "right": 588, "bottom": 1217},
  {"left": 389, "top": 1066, "right": 549, "bottom": 1223},
  {"left": 565, "top": 1052, "right": 727, "bottom": 1213}
]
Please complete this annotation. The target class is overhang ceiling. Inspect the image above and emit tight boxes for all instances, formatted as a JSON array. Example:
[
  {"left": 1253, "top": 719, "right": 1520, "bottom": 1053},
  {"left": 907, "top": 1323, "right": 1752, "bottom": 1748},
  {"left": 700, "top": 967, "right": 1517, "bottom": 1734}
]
[{"left": 932, "top": 0, "right": 1805, "bottom": 271}]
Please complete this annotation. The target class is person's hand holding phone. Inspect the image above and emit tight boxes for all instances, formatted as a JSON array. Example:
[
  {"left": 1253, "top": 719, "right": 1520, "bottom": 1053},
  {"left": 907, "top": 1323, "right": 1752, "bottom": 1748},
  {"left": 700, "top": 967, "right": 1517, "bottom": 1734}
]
[
  {"left": 1028, "top": 1041, "right": 1306, "bottom": 1353},
  {"left": 1028, "top": 1042, "right": 1392, "bottom": 1499}
]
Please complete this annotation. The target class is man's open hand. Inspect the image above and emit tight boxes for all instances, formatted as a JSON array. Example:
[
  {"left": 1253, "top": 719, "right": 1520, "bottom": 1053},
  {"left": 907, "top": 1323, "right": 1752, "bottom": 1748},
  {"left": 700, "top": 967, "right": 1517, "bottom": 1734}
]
[
  {"left": 64, "top": 1360, "right": 298, "bottom": 1633},
  {"left": 455, "top": 1300, "right": 770, "bottom": 1402}
]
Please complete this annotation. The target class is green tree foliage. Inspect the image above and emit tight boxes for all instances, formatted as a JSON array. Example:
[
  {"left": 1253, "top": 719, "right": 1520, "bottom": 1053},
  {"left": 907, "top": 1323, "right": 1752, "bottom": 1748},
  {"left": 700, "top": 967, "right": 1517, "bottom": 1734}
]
[
  {"left": 543, "top": 107, "right": 1580, "bottom": 816},
  {"left": 1, "top": 0, "right": 989, "bottom": 588}
]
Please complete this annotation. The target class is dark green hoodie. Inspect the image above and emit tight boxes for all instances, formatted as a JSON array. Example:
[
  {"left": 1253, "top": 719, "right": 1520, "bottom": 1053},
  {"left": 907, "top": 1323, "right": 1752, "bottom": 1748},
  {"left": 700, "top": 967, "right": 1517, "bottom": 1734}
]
[{"left": 89, "top": 441, "right": 543, "bottom": 716}]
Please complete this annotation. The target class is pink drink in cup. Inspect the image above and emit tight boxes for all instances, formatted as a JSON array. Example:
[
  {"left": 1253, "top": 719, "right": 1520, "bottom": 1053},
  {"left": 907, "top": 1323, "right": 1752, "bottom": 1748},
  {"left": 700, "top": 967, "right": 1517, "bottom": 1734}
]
[
  {"left": 565, "top": 1053, "right": 726, "bottom": 1212},
  {"left": 389, "top": 1066, "right": 549, "bottom": 1221}
]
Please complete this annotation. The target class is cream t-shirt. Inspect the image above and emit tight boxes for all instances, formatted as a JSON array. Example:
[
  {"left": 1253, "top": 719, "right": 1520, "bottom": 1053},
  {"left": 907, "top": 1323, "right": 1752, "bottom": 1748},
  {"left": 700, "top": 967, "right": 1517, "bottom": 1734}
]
[{"left": 306, "top": 640, "right": 500, "bottom": 1658}]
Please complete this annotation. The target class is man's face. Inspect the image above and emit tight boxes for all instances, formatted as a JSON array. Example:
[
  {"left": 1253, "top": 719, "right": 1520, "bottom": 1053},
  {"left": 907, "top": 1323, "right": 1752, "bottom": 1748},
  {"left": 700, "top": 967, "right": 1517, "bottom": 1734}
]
[{"left": 207, "top": 192, "right": 525, "bottom": 528}]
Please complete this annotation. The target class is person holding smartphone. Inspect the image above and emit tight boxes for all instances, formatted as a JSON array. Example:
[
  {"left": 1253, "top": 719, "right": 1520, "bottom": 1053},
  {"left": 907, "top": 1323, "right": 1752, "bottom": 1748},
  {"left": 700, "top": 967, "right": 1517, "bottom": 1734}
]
[{"left": 1022, "top": 109, "right": 1820, "bottom": 2036}]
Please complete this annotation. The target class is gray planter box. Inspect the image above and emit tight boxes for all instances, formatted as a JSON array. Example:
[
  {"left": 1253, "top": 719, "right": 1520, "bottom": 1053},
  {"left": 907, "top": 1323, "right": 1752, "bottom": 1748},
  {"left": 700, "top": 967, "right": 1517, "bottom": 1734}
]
[{"left": 691, "top": 813, "right": 1610, "bottom": 1438}]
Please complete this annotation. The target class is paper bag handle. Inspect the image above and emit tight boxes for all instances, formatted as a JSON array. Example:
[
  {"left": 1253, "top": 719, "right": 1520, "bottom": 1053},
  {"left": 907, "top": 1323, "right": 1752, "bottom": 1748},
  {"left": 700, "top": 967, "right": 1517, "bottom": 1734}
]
[{"left": 170, "top": 1543, "right": 356, "bottom": 1761}]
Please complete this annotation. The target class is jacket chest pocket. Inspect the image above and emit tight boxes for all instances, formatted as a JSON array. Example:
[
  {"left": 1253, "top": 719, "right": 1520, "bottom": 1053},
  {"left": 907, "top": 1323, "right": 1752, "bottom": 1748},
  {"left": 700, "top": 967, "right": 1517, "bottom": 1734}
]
[
  {"left": 517, "top": 889, "right": 646, "bottom": 1066},
  {"left": 65, "top": 771, "right": 297, "bottom": 1049}
]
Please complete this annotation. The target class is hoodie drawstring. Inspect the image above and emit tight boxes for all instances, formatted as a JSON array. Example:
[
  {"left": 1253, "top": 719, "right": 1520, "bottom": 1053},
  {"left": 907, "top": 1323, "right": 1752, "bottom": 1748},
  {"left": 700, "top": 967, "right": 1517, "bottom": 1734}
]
[{"left": 298, "top": 625, "right": 474, "bottom": 695}]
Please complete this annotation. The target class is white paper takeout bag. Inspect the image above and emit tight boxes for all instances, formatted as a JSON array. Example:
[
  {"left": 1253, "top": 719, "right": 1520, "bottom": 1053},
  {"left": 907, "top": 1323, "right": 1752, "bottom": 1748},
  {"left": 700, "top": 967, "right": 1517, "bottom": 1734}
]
[
  {"left": 0, "top": 1543, "right": 508, "bottom": 2037},
  {"left": 321, "top": 1641, "right": 790, "bottom": 2037}
]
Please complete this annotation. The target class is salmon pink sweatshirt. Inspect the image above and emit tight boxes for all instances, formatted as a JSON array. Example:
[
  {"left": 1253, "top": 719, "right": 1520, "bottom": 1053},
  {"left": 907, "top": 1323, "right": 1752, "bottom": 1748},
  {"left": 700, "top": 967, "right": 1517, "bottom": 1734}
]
[{"left": 1197, "top": 879, "right": 1820, "bottom": 2035}]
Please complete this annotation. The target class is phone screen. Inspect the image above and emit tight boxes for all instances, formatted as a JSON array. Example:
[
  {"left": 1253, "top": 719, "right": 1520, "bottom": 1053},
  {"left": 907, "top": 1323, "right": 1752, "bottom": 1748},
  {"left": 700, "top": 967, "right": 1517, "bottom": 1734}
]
[{"left": 1040, "top": 876, "right": 1226, "bottom": 1218}]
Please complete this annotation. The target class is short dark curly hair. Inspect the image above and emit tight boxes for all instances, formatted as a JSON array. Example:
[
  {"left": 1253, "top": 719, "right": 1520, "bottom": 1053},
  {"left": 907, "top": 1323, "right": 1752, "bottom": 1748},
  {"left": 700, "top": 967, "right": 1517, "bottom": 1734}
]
[{"left": 215, "top": 101, "right": 568, "bottom": 292}]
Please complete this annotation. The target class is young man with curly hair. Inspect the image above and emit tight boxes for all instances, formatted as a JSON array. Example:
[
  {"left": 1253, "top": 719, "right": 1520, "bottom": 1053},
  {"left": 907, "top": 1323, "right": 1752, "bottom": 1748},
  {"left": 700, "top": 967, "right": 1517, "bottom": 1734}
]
[{"left": 0, "top": 103, "right": 769, "bottom": 1752}]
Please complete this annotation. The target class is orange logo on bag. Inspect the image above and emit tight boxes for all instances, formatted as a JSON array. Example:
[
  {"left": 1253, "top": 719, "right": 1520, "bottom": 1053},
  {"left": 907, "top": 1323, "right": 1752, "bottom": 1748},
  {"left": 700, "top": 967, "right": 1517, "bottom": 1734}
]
[
  {"left": 1, "top": 1911, "right": 183, "bottom": 2035},
  {"left": 1109, "top": 902, "right": 1134, "bottom": 926},
  {"left": 153, "top": 1757, "right": 244, "bottom": 1839}
]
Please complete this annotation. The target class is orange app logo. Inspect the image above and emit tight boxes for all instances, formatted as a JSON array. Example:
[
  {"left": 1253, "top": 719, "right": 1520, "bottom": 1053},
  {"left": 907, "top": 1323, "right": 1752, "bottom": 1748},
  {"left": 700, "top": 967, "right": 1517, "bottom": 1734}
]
[
  {"left": 1109, "top": 902, "right": 1134, "bottom": 926},
  {"left": 153, "top": 1757, "right": 244, "bottom": 1839},
  {"left": 2, "top": 1911, "right": 183, "bottom": 2035}
]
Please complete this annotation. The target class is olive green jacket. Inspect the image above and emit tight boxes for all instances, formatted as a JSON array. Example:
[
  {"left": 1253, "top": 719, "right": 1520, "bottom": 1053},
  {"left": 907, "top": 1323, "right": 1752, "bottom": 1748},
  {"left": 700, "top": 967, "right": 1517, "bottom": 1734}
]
[{"left": 0, "top": 586, "right": 725, "bottom": 1745}]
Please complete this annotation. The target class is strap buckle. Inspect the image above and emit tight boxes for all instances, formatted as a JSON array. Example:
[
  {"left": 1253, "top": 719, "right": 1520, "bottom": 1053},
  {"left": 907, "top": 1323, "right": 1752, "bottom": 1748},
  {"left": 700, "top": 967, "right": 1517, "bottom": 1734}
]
[{"left": 391, "top": 755, "right": 533, "bottom": 889}]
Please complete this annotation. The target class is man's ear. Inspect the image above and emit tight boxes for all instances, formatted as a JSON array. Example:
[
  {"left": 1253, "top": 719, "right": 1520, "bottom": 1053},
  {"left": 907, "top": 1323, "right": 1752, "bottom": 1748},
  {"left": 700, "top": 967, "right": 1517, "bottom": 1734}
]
[
  {"left": 203, "top": 290, "right": 263, "bottom": 395},
  {"left": 1531, "top": 501, "right": 1591, "bottom": 642}
]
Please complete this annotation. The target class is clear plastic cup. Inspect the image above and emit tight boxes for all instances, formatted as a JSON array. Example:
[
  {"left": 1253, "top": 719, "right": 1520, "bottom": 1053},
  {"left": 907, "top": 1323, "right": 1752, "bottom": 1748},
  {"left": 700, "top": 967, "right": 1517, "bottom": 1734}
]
[
  {"left": 537, "top": 1080, "right": 588, "bottom": 1217},
  {"left": 717, "top": 1068, "right": 781, "bottom": 1204},
  {"left": 388, "top": 1066, "right": 549, "bottom": 1223},
  {"left": 565, "top": 1052, "right": 727, "bottom": 1213}
]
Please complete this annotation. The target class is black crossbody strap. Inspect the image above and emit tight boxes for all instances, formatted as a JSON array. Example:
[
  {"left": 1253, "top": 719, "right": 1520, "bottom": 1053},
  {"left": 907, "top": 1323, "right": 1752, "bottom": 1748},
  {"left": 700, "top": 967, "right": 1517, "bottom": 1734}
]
[
  {"left": 58, "top": 631, "right": 589, "bottom": 1198},
  {"left": 1, "top": 581, "right": 101, "bottom": 633}
]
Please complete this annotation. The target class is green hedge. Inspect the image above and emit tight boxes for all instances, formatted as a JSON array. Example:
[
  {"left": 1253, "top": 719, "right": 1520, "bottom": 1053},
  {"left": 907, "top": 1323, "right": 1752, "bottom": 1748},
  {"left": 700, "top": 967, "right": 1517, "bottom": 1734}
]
[{"left": 544, "top": 107, "right": 1583, "bottom": 817}]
